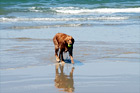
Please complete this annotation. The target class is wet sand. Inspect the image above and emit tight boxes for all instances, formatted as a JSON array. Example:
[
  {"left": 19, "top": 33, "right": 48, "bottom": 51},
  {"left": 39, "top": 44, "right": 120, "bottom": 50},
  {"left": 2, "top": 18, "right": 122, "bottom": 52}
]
[{"left": 0, "top": 26, "right": 140, "bottom": 93}]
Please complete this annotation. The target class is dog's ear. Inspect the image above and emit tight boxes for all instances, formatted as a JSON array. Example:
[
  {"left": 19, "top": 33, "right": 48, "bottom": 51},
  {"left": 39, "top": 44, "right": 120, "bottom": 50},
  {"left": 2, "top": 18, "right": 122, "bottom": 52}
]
[
  {"left": 64, "top": 37, "right": 68, "bottom": 44},
  {"left": 72, "top": 38, "right": 75, "bottom": 44}
]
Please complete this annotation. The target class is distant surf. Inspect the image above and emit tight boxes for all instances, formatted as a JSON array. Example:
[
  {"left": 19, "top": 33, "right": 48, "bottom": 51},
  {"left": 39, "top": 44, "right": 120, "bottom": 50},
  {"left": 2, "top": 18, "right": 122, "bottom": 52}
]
[
  {"left": 0, "top": 0, "right": 140, "bottom": 30},
  {"left": 52, "top": 7, "right": 140, "bottom": 14},
  {"left": 0, "top": 16, "right": 129, "bottom": 22}
]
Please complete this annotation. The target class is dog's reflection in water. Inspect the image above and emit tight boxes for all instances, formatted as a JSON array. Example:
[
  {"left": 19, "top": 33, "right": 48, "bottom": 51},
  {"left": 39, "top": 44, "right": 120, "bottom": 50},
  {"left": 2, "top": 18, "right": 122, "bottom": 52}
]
[{"left": 54, "top": 63, "right": 74, "bottom": 92}]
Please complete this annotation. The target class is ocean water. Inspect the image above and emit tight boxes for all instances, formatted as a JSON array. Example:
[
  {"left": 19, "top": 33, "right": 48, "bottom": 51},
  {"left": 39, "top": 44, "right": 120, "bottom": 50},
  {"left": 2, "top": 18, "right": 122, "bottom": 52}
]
[{"left": 0, "top": 0, "right": 140, "bottom": 30}]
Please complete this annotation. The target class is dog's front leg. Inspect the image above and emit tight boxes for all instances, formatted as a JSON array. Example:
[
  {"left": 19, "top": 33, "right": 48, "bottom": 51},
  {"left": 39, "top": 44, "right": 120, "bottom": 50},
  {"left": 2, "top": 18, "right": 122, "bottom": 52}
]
[
  {"left": 55, "top": 46, "right": 60, "bottom": 62},
  {"left": 69, "top": 50, "right": 74, "bottom": 64}
]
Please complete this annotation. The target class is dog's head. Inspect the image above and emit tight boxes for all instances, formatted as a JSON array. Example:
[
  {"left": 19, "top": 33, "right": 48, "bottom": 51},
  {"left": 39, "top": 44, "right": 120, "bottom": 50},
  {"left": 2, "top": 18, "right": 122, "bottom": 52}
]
[{"left": 65, "top": 36, "right": 74, "bottom": 46}]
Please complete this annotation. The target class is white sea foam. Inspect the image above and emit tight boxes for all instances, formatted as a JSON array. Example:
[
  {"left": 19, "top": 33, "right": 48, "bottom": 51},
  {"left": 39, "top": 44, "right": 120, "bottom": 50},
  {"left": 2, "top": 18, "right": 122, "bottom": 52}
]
[
  {"left": 10, "top": 24, "right": 83, "bottom": 29},
  {"left": 0, "top": 16, "right": 129, "bottom": 22},
  {"left": 28, "top": 7, "right": 43, "bottom": 12},
  {"left": 52, "top": 7, "right": 140, "bottom": 14}
]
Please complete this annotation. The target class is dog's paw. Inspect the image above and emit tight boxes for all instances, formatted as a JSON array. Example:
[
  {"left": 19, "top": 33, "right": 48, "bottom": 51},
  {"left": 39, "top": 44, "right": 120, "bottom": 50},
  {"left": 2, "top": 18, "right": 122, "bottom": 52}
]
[
  {"left": 61, "top": 61, "right": 65, "bottom": 64},
  {"left": 71, "top": 60, "right": 74, "bottom": 64},
  {"left": 56, "top": 57, "right": 60, "bottom": 62}
]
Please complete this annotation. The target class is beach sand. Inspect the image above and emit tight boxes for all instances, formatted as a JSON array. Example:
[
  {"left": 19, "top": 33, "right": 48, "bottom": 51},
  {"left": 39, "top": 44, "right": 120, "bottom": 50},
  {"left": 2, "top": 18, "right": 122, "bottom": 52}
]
[{"left": 0, "top": 25, "right": 140, "bottom": 93}]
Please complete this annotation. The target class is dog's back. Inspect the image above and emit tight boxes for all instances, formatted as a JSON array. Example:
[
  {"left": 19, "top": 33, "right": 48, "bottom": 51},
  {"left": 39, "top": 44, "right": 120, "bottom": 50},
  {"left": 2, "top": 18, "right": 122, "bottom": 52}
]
[{"left": 53, "top": 33, "right": 68, "bottom": 45}]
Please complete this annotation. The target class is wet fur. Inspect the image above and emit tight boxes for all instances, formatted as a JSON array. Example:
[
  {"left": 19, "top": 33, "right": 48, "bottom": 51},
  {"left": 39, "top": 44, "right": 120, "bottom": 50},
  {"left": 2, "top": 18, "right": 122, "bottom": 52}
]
[{"left": 53, "top": 33, "right": 75, "bottom": 64}]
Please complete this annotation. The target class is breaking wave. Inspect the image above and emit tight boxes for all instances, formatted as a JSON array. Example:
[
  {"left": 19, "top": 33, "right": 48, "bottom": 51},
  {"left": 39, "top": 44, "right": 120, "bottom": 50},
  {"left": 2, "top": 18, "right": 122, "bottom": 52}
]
[
  {"left": 51, "top": 7, "right": 140, "bottom": 14},
  {"left": 0, "top": 16, "right": 129, "bottom": 22}
]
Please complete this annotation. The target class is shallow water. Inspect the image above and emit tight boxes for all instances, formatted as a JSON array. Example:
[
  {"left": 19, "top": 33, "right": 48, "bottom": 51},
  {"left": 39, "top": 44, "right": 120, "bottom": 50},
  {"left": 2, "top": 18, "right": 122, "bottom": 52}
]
[
  {"left": 1, "top": 58, "right": 140, "bottom": 93},
  {"left": 0, "top": 35, "right": 139, "bottom": 70},
  {"left": 0, "top": 26, "right": 140, "bottom": 93}
]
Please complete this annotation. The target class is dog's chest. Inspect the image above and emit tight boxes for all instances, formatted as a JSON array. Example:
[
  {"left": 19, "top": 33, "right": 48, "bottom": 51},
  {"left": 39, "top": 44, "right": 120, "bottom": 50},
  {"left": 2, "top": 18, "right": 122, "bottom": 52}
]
[
  {"left": 65, "top": 47, "right": 68, "bottom": 52},
  {"left": 65, "top": 47, "right": 71, "bottom": 52}
]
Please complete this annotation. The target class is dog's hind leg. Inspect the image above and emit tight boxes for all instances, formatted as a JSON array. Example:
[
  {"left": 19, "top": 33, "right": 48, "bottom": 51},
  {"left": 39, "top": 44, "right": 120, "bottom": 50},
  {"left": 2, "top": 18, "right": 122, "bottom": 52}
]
[
  {"left": 55, "top": 46, "right": 60, "bottom": 62},
  {"left": 53, "top": 36, "right": 60, "bottom": 62}
]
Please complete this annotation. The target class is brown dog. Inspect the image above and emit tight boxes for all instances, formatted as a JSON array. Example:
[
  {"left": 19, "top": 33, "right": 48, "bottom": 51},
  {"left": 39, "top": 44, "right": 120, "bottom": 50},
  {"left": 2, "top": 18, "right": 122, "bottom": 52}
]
[{"left": 53, "top": 33, "right": 75, "bottom": 64}]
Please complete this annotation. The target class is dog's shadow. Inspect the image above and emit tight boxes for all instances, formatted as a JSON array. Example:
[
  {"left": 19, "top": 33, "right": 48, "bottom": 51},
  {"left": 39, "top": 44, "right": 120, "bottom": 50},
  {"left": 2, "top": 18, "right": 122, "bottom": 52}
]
[
  {"left": 64, "top": 59, "right": 84, "bottom": 66},
  {"left": 62, "top": 52, "right": 83, "bottom": 65}
]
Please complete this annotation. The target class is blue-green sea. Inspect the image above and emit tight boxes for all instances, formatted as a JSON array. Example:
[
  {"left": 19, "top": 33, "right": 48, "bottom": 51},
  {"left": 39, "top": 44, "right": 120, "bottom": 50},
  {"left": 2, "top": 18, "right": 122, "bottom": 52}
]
[{"left": 0, "top": 0, "right": 140, "bottom": 30}]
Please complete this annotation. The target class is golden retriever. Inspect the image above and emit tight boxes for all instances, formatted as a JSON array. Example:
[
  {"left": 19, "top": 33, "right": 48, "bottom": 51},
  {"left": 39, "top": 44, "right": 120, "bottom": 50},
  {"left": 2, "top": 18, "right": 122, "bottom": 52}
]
[{"left": 53, "top": 33, "right": 75, "bottom": 64}]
